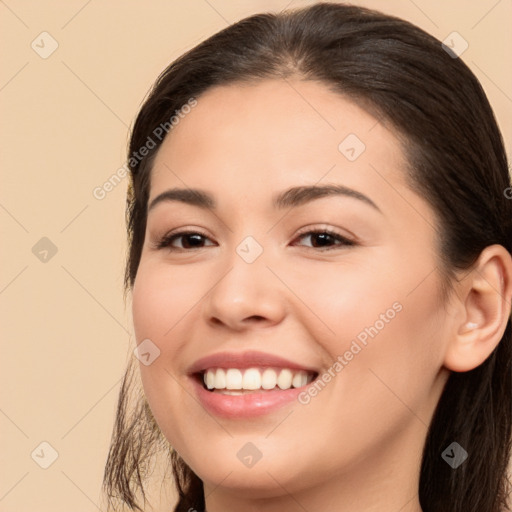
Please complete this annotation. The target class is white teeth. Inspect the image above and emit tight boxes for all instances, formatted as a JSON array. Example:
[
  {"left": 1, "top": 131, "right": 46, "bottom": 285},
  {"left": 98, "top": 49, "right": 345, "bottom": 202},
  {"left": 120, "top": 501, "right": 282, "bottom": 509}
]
[
  {"left": 242, "top": 368, "right": 261, "bottom": 390},
  {"left": 215, "top": 368, "right": 226, "bottom": 389},
  {"left": 206, "top": 370, "right": 215, "bottom": 390},
  {"left": 261, "top": 368, "right": 277, "bottom": 389},
  {"left": 202, "top": 367, "right": 314, "bottom": 391},
  {"left": 292, "top": 370, "right": 308, "bottom": 388},
  {"left": 225, "top": 369, "right": 243, "bottom": 389},
  {"left": 277, "top": 368, "right": 293, "bottom": 389}
]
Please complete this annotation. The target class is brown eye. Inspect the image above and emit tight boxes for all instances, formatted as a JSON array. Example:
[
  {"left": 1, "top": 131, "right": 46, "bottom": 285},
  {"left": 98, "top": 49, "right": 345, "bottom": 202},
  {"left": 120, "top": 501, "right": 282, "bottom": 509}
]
[
  {"left": 292, "top": 230, "right": 355, "bottom": 250},
  {"left": 155, "top": 231, "right": 215, "bottom": 250}
]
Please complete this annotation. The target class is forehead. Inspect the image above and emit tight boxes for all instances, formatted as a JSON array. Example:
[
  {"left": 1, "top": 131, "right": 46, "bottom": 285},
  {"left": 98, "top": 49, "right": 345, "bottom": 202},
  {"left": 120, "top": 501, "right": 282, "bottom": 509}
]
[{"left": 149, "top": 78, "right": 409, "bottom": 209}]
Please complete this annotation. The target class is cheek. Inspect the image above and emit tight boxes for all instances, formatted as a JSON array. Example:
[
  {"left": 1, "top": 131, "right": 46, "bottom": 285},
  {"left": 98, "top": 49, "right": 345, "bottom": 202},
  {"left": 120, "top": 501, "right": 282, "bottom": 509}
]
[
  {"left": 281, "top": 257, "right": 402, "bottom": 348},
  {"left": 131, "top": 263, "right": 197, "bottom": 448},
  {"left": 290, "top": 255, "right": 445, "bottom": 404},
  {"left": 334, "top": 269, "right": 446, "bottom": 421},
  {"left": 131, "top": 262, "right": 194, "bottom": 403},
  {"left": 131, "top": 260, "right": 201, "bottom": 343}
]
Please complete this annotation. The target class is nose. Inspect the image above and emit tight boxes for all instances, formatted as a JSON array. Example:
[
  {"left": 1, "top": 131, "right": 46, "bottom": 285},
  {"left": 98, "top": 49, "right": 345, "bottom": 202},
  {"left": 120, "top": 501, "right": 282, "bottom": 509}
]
[{"left": 202, "top": 246, "right": 287, "bottom": 331}]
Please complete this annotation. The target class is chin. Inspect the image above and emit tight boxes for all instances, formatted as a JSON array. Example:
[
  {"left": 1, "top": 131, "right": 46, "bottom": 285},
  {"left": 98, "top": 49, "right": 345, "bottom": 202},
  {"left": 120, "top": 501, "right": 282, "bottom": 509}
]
[{"left": 189, "top": 448, "right": 314, "bottom": 496}]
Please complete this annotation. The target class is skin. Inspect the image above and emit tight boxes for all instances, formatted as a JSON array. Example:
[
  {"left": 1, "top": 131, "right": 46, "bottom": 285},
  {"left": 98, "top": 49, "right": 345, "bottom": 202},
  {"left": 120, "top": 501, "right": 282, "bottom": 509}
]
[{"left": 131, "top": 78, "right": 512, "bottom": 512}]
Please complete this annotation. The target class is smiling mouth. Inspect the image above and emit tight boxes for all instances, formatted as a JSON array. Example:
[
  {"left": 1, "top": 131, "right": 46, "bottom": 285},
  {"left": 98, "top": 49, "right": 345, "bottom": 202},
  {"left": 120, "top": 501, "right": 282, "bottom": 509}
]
[{"left": 195, "top": 367, "right": 319, "bottom": 394}]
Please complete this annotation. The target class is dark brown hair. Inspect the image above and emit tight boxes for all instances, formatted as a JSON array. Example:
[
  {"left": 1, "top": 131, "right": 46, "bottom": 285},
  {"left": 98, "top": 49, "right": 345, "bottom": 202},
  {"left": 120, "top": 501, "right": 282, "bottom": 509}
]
[{"left": 102, "top": 3, "right": 512, "bottom": 511}]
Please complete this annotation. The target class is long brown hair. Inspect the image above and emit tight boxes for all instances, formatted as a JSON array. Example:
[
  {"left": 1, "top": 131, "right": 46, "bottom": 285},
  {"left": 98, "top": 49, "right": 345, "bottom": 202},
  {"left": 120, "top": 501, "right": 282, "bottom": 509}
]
[{"left": 102, "top": 3, "right": 512, "bottom": 511}]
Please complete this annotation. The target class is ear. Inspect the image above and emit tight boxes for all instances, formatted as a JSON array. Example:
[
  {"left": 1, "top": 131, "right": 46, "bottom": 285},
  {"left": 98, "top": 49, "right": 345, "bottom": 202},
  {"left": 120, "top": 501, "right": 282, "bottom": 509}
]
[{"left": 443, "top": 244, "right": 512, "bottom": 372}]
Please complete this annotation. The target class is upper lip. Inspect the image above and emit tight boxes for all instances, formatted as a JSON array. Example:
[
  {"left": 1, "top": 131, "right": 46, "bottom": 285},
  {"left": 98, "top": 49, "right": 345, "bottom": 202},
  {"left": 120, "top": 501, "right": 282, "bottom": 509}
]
[{"left": 188, "top": 350, "right": 319, "bottom": 375}]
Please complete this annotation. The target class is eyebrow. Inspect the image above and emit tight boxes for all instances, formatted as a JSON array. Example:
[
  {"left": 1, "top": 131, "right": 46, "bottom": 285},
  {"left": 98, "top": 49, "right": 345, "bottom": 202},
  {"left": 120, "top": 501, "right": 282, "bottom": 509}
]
[{"left": 147, "top": 184, "right": 381, "bottom": 214}]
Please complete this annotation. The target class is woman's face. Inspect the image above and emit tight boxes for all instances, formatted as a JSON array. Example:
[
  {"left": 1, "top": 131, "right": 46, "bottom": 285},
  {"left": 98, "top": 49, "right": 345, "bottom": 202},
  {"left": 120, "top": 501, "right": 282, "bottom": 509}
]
[{"left": 132, "top": 79, "right": 454, "bottom": 502}]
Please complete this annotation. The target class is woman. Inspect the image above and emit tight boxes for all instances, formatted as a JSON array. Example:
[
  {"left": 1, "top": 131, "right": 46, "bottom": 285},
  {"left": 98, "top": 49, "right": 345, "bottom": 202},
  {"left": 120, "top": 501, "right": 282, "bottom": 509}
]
[{"left": 102, "top": 3, "right": 512, "bottom": 511}]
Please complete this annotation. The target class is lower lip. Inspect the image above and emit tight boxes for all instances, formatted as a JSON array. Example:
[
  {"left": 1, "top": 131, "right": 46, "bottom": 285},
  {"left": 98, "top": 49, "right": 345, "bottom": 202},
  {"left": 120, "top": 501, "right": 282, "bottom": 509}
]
[{"left": 190, "top": 375, "right": 309, "bottom": 419}]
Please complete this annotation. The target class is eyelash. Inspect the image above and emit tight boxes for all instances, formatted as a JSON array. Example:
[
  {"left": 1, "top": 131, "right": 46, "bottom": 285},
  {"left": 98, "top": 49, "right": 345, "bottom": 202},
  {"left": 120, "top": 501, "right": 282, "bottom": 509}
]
[{"left": 154, "top": 227, "right": 356, "bottom": 252}]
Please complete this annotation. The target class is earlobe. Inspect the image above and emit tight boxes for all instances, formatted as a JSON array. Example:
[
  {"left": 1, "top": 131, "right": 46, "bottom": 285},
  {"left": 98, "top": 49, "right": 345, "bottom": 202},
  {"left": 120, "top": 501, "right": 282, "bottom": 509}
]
[{"left": 443, "top": 244, "right": 512, "bottom": 373}]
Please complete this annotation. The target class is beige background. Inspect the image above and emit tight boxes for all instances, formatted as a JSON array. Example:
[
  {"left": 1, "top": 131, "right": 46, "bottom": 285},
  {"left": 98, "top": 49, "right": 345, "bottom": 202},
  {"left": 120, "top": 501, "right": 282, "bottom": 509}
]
[{"left": 1, "top": 1, "right": 510, "bottom": 511}]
